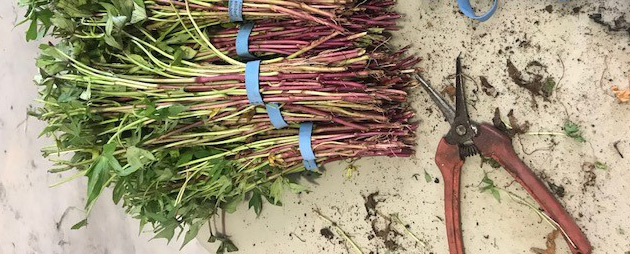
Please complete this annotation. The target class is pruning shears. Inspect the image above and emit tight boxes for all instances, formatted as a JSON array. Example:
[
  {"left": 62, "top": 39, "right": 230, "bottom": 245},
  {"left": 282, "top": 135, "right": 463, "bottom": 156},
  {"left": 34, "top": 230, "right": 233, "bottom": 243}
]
[{"left": 414, "top": 56, "right": 592, "bottom": 254}]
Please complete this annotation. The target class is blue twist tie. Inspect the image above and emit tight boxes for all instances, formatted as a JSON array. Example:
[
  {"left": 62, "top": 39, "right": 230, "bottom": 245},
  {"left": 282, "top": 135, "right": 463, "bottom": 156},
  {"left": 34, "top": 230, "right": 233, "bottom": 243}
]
[
  {"left": 265, "top": 103, "right": 288, "bottom": 129},
  {"left": 245, "top": 60, "right": 287, "bottom": 129},
  {"left": 457, "top": 0, "right": 498, "bottom": 22},
  {"left": 245, "top": 60, "right": 263, "bottom": 105},
  {"left": 299, "top": 122, "right": 318, "bottom": 171},
  {"left": 236, "top": 22, "right": 256, "bottom": 60},
  {"left": 228, "top": 0, "right": 244, "bottom": 22}
]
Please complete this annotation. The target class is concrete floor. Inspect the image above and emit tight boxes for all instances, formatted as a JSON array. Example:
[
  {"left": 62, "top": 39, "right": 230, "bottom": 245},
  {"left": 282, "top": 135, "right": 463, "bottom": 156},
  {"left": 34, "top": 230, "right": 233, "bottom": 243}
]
[{"left": 1, "top": 0, "right": 629, "bottom": 254}]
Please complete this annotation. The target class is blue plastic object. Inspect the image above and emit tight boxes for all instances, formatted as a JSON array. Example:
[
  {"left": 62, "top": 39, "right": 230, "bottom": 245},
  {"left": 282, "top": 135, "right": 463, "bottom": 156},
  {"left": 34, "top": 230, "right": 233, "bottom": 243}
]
[
  {"left": 457, "top": 0, "right": 498, "bottom": 22},
  {"left": 228, "top": 0, "right": 244, "bottom": 22},
  {"left": 236, "top": 22, "right": 256, "bottom": 60},
  {"left": 245, "top": 60, "right": 287, "bottom": 129},
  {"left": 299, "top": 122, "right": 318, "bottom": 171}
]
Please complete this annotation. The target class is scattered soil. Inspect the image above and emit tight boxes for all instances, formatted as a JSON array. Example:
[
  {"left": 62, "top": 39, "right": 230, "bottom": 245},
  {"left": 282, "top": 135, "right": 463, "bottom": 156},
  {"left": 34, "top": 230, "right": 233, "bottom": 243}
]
[
  {"left": 589, "top": 14, "right": 630, "bottom": 36},
  {"left": 506, "top": 59, "right": 555, "bottom": 104},
  {"left": 370, "top": 218, "right": 403, "bottom": 251},
  {"left": 362, "top": 192, "right": 403, "bottom": 251},
  {"left": 491, "top": 108, "right": 530, "bottom": 137},
  {"left": 507, "top": 109, "right": 531, "bottom": 135},
  {"left": 364, "top": 192, "right": 380, "bottom": 220},
  {"left": 547, "top": 181, "right": 566, "bottom": 198},
  {"left": 320, "top": 227, "right": 334, "bottom": 240},
  {"left": 479, "top": 76, "right": 498, "bottom": 97},
  {"left": 545, "top": 5, "right": 553, "bottom": 14},
  {"left": 580, "top": 163, "right": 598, "bottom": 193}
]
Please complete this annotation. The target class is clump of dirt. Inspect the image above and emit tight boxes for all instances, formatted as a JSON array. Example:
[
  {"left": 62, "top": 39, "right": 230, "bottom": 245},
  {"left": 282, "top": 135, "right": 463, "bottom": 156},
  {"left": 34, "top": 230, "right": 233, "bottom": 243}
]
[
  {"left": 364, "top": 192, "right": 380, "bottom": 220},
  {"left": 544, "top": 5, "right": 553, "bottom": 14},
  {"left": 506, "top": 60, "right": 556, "bottom": 104},
  {"left": 581, "top": 163, "right": 598, "bottom": 193},
  {"left": 320, "top": 227, "right": 334, "bottom": 240},
  {"left": 362, "top": 192, "right": 403, "bottom": 251},
  {"left": 479, "top": 76, "right": 498, "bottom": 97},
  {"left": 371, "top": 218, "right": 403, "bottom": 251},
  {"left": 491, "top": 108, "right": 530, "bottom": 137},
  {"left": 547, "top": 181, "right": 566, "bottom": 198},
  {"left": 589, "top": 14, "right": 630, "bottom": 36}
]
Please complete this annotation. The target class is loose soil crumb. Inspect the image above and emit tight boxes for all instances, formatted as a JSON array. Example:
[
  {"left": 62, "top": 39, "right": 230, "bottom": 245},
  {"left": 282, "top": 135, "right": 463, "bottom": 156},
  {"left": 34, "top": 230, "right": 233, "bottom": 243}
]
[
  {"left": 320, "top": 227, "right": 334, "bottom": 240},
  {"left": 507, "top": 60, "right": 555, "bottom": 101},
  {"left": 364, "top": 192, "right": 380, "bottom": 220}
]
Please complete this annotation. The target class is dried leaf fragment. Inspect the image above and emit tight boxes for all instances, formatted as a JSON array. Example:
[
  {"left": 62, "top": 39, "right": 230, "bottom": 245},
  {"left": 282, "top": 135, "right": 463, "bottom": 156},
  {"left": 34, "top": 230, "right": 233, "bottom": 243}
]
[
  {"left": 611, "top": 85, "right": 630, "bottom": 103},
  {"left": 530, "top": 229, "right": 561, "bottom": 254}
]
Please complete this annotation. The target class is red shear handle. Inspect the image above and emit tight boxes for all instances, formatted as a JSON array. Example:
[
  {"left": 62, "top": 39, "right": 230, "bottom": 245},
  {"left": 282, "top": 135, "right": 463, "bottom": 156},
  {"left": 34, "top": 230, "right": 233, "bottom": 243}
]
[
  {"left": 473, "top": 123, "right": 592, "bottom": 254},
  {"left": 435, "top": 138, "right": 465, "bottom": 254}
]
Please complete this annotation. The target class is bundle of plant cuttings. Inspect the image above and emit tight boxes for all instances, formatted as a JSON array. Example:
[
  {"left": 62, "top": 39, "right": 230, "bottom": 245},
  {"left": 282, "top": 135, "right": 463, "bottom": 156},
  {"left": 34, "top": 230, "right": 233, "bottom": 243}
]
[{"left": 21, "top": 0, "right": 418, "bottom": 248}]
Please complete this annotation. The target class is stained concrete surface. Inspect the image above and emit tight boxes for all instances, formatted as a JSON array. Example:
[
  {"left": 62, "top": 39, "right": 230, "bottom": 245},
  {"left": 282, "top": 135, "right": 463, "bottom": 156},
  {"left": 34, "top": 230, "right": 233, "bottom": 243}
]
[{"left": 1, "top": 0, "right": 629, "bottom": 254}]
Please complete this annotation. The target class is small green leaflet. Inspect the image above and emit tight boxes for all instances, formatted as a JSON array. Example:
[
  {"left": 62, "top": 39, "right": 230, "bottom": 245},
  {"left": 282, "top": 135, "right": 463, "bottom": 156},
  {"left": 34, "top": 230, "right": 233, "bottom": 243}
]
[
  {"left": 563, "top": 120, "right": 586, "bottom": 142},
  {"left": 424, "top": 170, "right": 432, "bottom": 183},
  {"left": 594, "top": 161, "right": 608, "bottom": 170},
  {"left": 480, "top": 173, "right": 501, "bottom": 202},
  {"left": 71, "top": 219, "right": 88, "bottom": 230},
  {"left": 181, "top": 220, "right": 203, "bottom": 249},
  {"left": 248, "top": 190, "right": 263, "bottom": 216},
  {"left": 288, "top": 183, "right": 309, "bottom": 194},
  {"left": 269, "top": 177, "right": 285, "bottom": 205}
]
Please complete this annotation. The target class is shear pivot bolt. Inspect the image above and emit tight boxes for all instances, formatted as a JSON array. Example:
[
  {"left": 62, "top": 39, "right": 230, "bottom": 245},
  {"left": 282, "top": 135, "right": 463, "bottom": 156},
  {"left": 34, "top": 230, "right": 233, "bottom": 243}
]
[{"left": 456, "top": 125, "right": 467, "bottom": 135}]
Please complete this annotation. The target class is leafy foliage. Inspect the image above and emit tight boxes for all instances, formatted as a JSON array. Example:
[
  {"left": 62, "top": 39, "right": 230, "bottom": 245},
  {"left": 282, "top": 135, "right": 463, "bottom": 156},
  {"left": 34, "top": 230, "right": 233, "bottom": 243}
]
[
  {"left": 563, "top": 120, "right": 586, "bottom": 143},
  {"left": 480, "top": 173, "right": 501, "bottom": 202}
]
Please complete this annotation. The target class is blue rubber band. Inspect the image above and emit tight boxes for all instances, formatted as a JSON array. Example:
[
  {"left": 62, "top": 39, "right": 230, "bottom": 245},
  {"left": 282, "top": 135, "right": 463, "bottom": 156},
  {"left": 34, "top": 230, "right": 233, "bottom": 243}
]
[
  {"left": 457, "top": 0, "right": 498, "bottom": 22},
  {"left": 245, "top": 60, "right": 287, "bottom": 129},
  {"left": 228, "top": 0, "right": 244, "bottom": 22},
  {"left": 245, "top": 60, "right": 263, "bottom": 105},
  {"left": 236, "top": 22, "right": 256, "bottom": 60},
  {"left": 299, "top": 122, "right": 318, "bottom": 171},
  {"left": 265, "top": 103, "right": 288, "bottom": 129}
]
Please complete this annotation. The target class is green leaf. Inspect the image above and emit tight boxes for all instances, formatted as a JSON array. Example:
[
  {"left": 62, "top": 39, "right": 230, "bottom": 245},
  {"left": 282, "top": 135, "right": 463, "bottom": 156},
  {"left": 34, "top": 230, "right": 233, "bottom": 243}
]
[
  {"left": 491, "top": 189, "right": 501, "bottom": 202},
  {"left": 86, "top": 156, "right": 110, "bottom": 208},
  {"left": 105, "top": 16, "right": 114, "bottom": 35},
  {"left": 167, "top": 104, "right": 187, "bottom": 116},
  {"left": 51, "top": 16, "right": 75, "bottom": 31},
  {"left": 424, "top": 170, "right": 432, "bottom": 183},
  {"left": 26, "top": 18, "right": 38, "bottom": 41},
  {"left": 111, "top": 15, "right": 128, "bottom": 29},
  {"left": 176, "top": 151, "right": 194, "bottom": 166},
  {"left": 269, "top": 177, "right": 284, "bottom": 205},
  {"left": 287, "top": 183, "right": 309, "bottom": 194},
  {"left": 112, "top": 180, "right": 125, "bottom": 204},
  {"left": 103, "top": 34, "right": 122, "bottom": 49},
  {"left": 594, "top": 161, "right": 608, "bottom": 170},
  {"left": 224, "top": 195, "right": 242, "bottom": 213},
  {"left": 180, "top": 46, "right": 197, "bottom": 59},
  {"left": 71, "top": 219, "right": 88, "bottom": 230},
  {"left": 248, "top": 190, "right": 262, "bottom": 216},
  {"left": 563, "top": 120, "right": 586, "bottom": 142},
  {"left": 181, "top": 221, "right": 203, "bottom": 249},
  {"left": 131, "top": 2, "right": 147, "bottom": 24},
  {"left": 153, "top": 222, "right": 177, "bottom": 243}
]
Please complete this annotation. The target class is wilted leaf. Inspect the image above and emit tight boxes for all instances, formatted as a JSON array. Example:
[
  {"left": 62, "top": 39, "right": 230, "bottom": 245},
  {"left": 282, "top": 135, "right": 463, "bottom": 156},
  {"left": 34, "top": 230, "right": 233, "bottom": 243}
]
[{"left": 611, "top": 84, "right": 630, "bottom": 103}]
